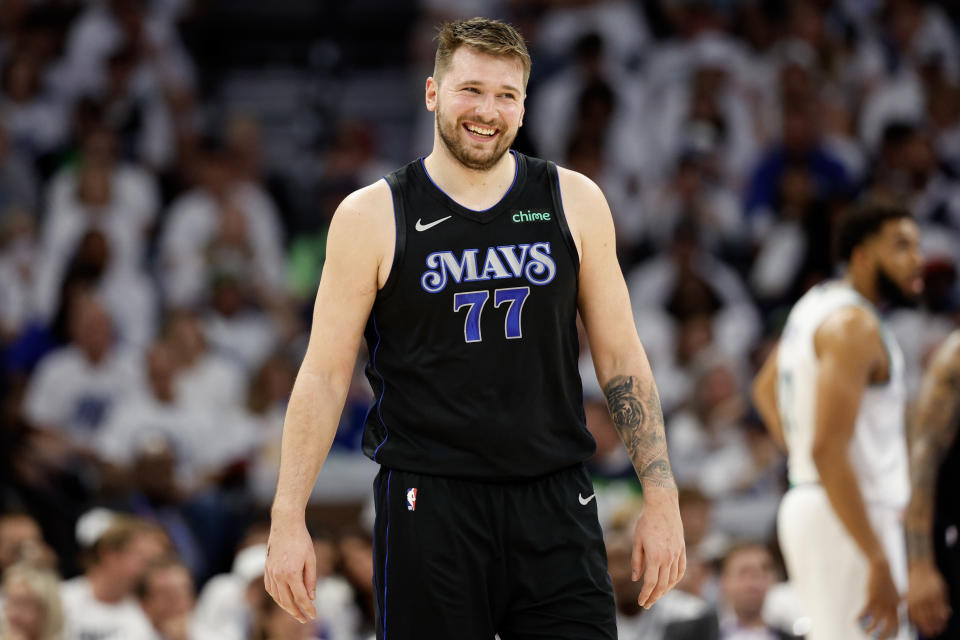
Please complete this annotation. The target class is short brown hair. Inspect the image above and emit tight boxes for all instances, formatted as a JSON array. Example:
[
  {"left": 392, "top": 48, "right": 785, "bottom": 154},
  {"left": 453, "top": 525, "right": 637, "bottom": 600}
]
[
  {"left": 434, "top": 17, "right": 531, "bottom": 89},
  {"left": 90, "top": 516, "right": 154, "bottom": 564}
]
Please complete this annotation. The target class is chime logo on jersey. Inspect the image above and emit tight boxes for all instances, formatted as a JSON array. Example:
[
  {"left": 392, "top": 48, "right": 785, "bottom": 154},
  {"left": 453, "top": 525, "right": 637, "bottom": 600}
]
[
  {"left": 420, "top": 242, "right": 556, "bottom": 293},
  {"left": 406, "top": 488, "right": 417, "bottom": 511}
]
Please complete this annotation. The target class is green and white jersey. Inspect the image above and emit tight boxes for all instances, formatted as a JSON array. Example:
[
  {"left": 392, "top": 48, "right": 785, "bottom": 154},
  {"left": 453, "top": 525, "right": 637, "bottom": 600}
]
[{"left": 777, "top": 280, "right": 909, "bottom": 509}]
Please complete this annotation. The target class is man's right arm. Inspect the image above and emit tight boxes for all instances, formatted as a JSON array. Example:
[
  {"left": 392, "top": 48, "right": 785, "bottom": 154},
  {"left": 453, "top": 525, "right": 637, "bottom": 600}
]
[
  {"left": 812, "top": 306, "right": 900, "bottom": 638},
  {"left": 265, "top": 181, "right": 393, "bottom": 623}
]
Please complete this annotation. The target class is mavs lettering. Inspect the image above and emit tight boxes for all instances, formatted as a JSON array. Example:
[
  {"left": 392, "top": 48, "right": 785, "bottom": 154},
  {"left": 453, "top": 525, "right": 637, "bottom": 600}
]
[{"left": 420, "top": 242, "right": 556, "bottom": 293}]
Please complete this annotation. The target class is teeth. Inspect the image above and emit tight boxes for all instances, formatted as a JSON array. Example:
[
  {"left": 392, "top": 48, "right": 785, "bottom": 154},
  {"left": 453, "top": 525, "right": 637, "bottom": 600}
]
[{"left": 466, "top": 124, "right": 496, "bottom": 136}]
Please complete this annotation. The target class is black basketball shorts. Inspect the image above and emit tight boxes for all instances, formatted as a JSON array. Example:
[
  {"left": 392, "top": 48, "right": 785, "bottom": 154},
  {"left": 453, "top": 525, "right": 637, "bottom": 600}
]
[{"left": 372, "top": 464, "right": 617, "bottom": 640}]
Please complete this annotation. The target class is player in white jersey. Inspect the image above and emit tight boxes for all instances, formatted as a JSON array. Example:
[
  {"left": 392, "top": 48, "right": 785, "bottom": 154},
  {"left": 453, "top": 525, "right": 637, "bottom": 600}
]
[{"left": 752, "top": 201, "right": 924, "bottom": 640}]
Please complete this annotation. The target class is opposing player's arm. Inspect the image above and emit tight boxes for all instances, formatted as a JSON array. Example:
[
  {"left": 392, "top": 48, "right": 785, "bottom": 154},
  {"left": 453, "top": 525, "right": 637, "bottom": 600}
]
[
  {"left": 266, "top": 181, "right": 393, "bottom": 623},
  {"left": 906, "top": 331, "right": 960, "bottom": 561},
  {"left": 813, "top": 306, "right": 900, "bottom": 637},
  {"left": 905, "top": 331, "right": 960, "bottom": 635},
  {"left": 560, "top": 167, "right": 684, "bottom": 609},
  {"left": 751, "top": 343, "right": 787, "bottom": 452}
]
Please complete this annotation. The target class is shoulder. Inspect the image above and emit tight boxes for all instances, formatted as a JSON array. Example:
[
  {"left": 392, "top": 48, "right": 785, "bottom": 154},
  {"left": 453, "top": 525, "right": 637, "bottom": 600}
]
[
  {"left": 327, "top": 179, "right": 394, "bottom": 247},
  {"left": 814, "top": 304, "right": 882, "bottom": 362},
  {"left": 555, "top": 166, "right": 607, "bottom": 213},
  {"left": 336, "top": 178, "right": 394, "bottom": 219},
  {"left": 931, "top": 330, "right": 960, "bottom": 376},
  {"left": 553, "top": 166, "right": 611, "bottom": 255}
]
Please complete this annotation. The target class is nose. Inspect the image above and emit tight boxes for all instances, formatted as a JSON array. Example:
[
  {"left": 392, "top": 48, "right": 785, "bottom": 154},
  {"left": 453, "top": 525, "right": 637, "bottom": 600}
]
[{"left": 474, "top": 92, "right": 497, "bottom": 121}]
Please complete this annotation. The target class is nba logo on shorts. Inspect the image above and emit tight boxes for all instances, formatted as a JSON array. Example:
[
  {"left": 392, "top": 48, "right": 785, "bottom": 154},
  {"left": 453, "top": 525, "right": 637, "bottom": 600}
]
[{"left": 406, "top": 488, "right": 417, "bottom": 511}]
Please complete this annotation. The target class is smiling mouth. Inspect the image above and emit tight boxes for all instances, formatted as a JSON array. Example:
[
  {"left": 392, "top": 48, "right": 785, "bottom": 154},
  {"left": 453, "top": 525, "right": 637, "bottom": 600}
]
[{"left": 463, "top": 122, "right": 498, "bottom": 139}]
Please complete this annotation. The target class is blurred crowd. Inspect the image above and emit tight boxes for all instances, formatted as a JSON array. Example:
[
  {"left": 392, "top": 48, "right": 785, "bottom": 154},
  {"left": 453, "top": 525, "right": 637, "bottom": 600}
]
[{"left": 0, "top": 0, "right": 958, "bottom": 638}]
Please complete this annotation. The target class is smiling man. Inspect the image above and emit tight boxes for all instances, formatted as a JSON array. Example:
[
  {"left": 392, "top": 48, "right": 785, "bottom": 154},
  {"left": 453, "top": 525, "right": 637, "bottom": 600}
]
[
  {"left": 753, "top": 201, "right": 924, "bottom": 640},
  {"left": 264, "top": 17, "right": 685, "bottom": 639}
]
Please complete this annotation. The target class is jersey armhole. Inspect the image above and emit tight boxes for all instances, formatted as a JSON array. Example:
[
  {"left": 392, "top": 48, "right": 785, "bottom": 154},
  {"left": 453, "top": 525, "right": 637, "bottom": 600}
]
[
  {"left": 378, "top": 172, "right": 407, "bottom": 299},
  {"left": 546, "top": 161, "right": 581, "bottom": 280}
]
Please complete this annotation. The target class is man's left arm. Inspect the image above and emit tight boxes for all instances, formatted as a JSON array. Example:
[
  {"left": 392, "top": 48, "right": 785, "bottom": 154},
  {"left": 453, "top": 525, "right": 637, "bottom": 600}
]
[{"left": 560, "top": 167, "right": 686, "bottom": 609}]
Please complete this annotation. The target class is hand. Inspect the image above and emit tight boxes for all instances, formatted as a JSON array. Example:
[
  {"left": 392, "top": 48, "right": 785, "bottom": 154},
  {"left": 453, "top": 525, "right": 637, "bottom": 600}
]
[
  {"left": 264, "top": 513, "right": 317, "bottom": 623},
  {"left": 631, "top": 486, "right": 686, "bottom": 609},
  {"left": 907, "top": 560, "right": 952, "bottom": 637},
  {"left": 858, "top": 558, "right": 901, "bottom": 639}
]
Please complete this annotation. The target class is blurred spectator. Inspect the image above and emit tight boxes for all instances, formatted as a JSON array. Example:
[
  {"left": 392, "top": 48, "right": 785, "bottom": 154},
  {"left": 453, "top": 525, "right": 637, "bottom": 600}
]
[
  {"left": 867, "top": 122, "right": 960, "bottom": 232},
  {"left": 164, "top": 308, "right": 245, "bottom": 414},
  {"left": 335, "top": 529, "right": 375, "bottom": 637},
  {"left": 246, "top": 354, "right": 296, "bottom": 507},
  {"left": 1, "top": 562, "right": 63, "bottom": 640},
  {"left": 0, "top": 50, "right": 67, "bottom": 162},
  {"left": 21, "top": 292, "right": 142, "bottom": 473},
  {"left": 744, "top": 96, "right": 852, "bottom": 240},
  {"left": 46, "top": 125, "right": 160, "bottom": 246},
  {"left": 627, "top": 223, "right": 761, "bottom": 410},
  {"left": 253, "top": 597, "right": 321, "bottom": 640},
  {"left": 856, "top": 0, "right": 959, "bottom": 151},
  {"left": 193, "top": 543, "right": 266, "bottom": 640},
  {"left": 642, "top": 151, "right": 743, "bottom": 256},
  {"left": 60, "top": 516, "right": 165, "bottom": 640},
  {"left": 668, "top": 357, "right": 783, "bottom": 541},
  {"left": 59, "top": 0, "right": 195, "bottom": 103},
  {"left": 137, "top": 556, "right": 204, "bottom": 640},
  {"left": 95, "top": 340, "right": 256, "bottom": 491},
  {"left": 34, "top": 228, "right": 158, "bottom": 349},
  {"left": 159, "top": 141, "right": 285, "bottom": 309},
  {"left": 0, "top": 513, "right": 55, "bottom": 576},
  {"left": 202, "top": 274, "right": 280, "bottom": 374},
  {"left": 0, "top": 125, "right": 37, "bottom": 219},
  {"left": 664, "top": 542, "right": 801, "bottom": 639},
  {"left": 533, "top": 0, "right": 650, "bottom": 71}
]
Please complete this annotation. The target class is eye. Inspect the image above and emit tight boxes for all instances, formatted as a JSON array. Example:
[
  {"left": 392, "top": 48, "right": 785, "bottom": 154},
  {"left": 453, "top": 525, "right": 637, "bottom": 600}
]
[
  {"left": 462, "top": 87, "right": 480, "bottom": 94},
  {"left": 499, "top": 93, "right": 516, "bottom": 100}
]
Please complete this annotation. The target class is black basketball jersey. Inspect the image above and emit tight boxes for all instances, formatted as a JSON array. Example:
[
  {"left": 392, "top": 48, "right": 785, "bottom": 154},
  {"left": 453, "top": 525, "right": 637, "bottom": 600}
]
[{"left": 360, "top": 151, "right": 595, "bottom": 480}]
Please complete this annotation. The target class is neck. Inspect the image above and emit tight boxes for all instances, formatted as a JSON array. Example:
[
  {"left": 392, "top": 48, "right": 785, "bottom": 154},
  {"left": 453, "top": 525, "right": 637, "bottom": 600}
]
[
  {"left": 843, "top": 268, "right": 878, "bottom": 305},
  {"left": 88, "top": 568, "right": 126, "bottom": 604},
  {"left": 736, "top": 613, "right": 766, "bottom": 628},
  {"left": 423, "top": 143, "right": 515, "bottom": 201}
]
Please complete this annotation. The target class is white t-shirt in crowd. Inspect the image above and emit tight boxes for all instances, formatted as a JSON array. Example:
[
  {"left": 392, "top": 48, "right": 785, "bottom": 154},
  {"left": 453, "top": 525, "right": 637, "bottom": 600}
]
[
  {"left": 60, "top": 576, "right": 155, "bottom": 640},
  {"left": 23, "top": 346, "right": 143, "bottom": 446}
]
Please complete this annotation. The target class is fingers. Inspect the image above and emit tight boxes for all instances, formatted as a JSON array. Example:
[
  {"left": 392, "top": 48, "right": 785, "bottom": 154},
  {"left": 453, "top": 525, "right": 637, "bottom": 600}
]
[
  {"left": 290, "top": 573, "right": 317, "bottom": 621},
  {"left": 279, "top": 580, "right": 310, "bottom": 623},
  {"left": 636, "top": 560, "right": 661, "bottom": 609},
  {"left": 677, "top": 548, "right": 687, "bottom": 583},
  {"left": 304, "top": 553, "right": 317, "bottom": 601},
  {"left": 631, "top": 539, "right": 644, "bottom": 583},
  {"left": 859, "top": 606, "right": 898, "bottom": 640},
  {"left": 265, "top": 565, "right": 316, "bottom": 623}
]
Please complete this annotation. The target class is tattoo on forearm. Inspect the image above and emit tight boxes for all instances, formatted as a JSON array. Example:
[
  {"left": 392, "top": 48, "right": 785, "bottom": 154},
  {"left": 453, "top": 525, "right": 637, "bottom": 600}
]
[
  {"left": 603, "top": 375, "right": 676, "bottom": 489},
  {"left": 905, "top": 361, "right": 960, "bottom": 563}
]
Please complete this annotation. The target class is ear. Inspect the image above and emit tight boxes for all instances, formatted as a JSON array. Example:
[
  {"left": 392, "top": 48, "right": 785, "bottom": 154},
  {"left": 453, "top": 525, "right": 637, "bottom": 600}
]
[
  {"left": 519, "top": 103, "right": 525, "bottom": 128},
  {"left": 425, "top": 76, "right": 438, "bottom": 112}
]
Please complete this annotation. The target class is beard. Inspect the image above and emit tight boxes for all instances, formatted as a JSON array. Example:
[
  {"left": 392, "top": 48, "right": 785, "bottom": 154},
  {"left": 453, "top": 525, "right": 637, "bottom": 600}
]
[
  {"left": 874, "top": 264, "right": 921, "bottom": 309},
  {"left": 435, "top": 104, "right": 515, "bottom": 171}
]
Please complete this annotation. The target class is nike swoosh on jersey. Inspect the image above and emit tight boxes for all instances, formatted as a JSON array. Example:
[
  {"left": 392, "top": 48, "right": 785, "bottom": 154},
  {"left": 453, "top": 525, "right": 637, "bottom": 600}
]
[
  {"left": 415, "top": 216, "right": 453, "bottom": 231},
  {"left": 578, "top": 492, "right": 596, "bottom": 505}
]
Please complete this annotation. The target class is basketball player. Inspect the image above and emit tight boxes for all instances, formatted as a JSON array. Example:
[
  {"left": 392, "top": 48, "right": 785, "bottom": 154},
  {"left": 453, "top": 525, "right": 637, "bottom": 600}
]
[
  {"left": 752, "top": 202, "right": 924, "bottom": 640},
  {"left": 905, "top": 330, "right": 960, "bottom": 639},
  {"left": 263, "top": 17, "right": 685, "bottom": 639}
]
